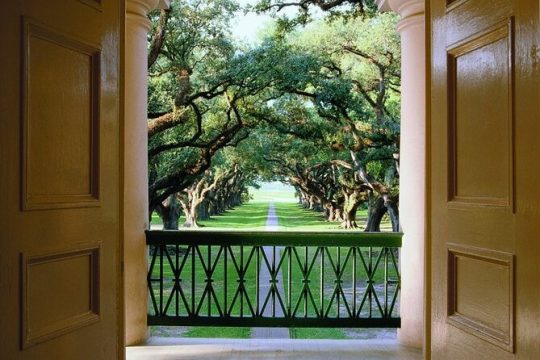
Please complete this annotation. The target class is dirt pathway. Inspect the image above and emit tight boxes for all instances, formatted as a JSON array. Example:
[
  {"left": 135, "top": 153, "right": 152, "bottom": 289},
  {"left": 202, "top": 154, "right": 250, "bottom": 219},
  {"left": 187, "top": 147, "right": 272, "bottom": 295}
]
[{"left": 251, "top": 203, "right": 289, "bottom": 339}]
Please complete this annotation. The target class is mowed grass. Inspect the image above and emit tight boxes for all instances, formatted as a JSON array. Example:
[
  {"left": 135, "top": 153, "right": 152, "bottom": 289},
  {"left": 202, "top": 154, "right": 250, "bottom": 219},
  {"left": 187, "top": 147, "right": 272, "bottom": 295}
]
[
  {"left": 151, "top": 211, "right": 164, "bottom": 226},
  {"left": 151, "top": 181, "right": 393, "bottom": 232},
  {"left": 276, "top": 202, "right": 343, "bottom": 231},
  {"left": 275, "top": 202, "right": 397, "bottom": 339},
  {"left": 149, "top": 244, "right": 257, "bottom": 338},
  {"left": 249, "top": 182, "right": 297, "bottom": 203},
  {"left": 281, "top": 242, "right": 399, "bottom": 339},
  {"left": 276, "top": 201, "right": 392, "bottom": 232},
  {"left": 198, "top": 202, "right": 269, "bottom": 230},
  {"left": 150, "top": 201, "right": 269, "bottom": 230},
  {"left": 149, "top": 201, "right": 270, "bottom": 338},
  {"left": 149, "top": 182, "right": 397, "bottom": 339}
]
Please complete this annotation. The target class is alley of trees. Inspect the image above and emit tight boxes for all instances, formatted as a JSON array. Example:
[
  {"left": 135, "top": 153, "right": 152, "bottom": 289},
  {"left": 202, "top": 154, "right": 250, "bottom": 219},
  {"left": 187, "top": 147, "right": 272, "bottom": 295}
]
[{"left": 147, "top": 0, "right": 401, "bottom": 231}]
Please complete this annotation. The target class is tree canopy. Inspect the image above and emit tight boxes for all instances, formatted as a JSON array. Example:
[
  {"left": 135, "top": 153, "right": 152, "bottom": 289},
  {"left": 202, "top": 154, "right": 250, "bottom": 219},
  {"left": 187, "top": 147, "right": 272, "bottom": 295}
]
[{"left": 147, "top": 0, "right": 400, "bottom": 230}]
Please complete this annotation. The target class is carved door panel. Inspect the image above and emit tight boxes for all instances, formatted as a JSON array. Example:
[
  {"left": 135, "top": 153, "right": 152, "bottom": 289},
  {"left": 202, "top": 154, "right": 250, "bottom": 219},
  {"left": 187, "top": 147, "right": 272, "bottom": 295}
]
[
  {"left": 0, "top": 1, "right": 123, "bottom": 359},
  {"left": 430, "top": 0, "right": 540, "bottom": 358}
]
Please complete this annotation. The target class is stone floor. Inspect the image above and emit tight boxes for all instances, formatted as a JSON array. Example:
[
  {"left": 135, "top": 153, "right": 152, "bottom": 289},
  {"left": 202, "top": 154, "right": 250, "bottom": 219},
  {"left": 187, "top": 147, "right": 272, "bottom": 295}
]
[{"left": 126, "top": 338, "right": 423, "bottom": 360}]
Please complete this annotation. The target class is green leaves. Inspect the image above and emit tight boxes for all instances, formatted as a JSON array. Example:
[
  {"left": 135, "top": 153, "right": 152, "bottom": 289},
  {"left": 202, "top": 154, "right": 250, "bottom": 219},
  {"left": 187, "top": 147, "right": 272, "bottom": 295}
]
[{"left": 147, "top": 0, "right": 401, "bottom": 227}]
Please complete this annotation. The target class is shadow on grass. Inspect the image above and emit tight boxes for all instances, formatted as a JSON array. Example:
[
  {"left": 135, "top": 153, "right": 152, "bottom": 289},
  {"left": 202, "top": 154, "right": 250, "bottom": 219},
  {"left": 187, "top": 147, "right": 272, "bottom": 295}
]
[
  {"left": 275, "top": 202, "right": 392, "bottom": 232},
  {"left": 199, "top": 203, "right": 269, "bottom": 229},
  {"left": 149, "top": 195, "right": 394, "bottom": 340},
  {"left": 276, "top": 203, "right": 325, "bottom": 228},
  {"left": 274, "top": 203, "right": 342, "bottom": 231}
]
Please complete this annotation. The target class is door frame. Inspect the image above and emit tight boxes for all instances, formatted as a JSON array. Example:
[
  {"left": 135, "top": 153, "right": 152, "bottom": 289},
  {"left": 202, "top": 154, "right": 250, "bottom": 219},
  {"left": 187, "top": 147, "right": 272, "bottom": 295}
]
[{"left": 424, "top": 0, "right": 432, "bottom": 358}]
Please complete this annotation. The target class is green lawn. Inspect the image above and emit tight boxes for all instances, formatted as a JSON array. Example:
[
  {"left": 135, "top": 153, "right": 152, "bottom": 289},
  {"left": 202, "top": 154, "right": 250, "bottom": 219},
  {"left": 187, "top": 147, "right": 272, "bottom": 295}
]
[
  {"left": 276, "top": 201, "right": 392, "bottom": 232},
  {"left": 198, "top": 202, "right": 269, "bottom": 230},
  {"left": 274, "top": 203, "right": 397, "bottom": 339},
  {"left": 150, "top": 182, "right": 292, "bottom": 228},
  {"left": 150, "top": 201, "right": 269, "bottom": 229},
  {"left": 249, "top": 183, "right": 298, "bottom": 203},
  {"left": 149, "top": 243, "right": 258, "bottom": 338},
  {"left": 150, "top": 182, "right": 392, "bottom": 232},
  {"left": 149, "top": 183, "right": 396, "bottom": 339},
  {"left": 151, "top": 212, "right": 164, "bottom": 226},
  {"left": 179, "top": 243, "right": 257, "bottom": 338}
]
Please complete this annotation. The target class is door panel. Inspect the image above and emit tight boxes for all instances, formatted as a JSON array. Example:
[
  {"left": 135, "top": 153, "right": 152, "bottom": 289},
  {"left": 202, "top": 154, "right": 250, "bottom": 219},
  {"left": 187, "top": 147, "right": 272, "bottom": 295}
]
[
  {"left": 430, "top": 0, "right": 540, "bottom": 358},
  {"left": 0, "top": 1, "right": 122, "bottom": 359},
  {"left": 448, "top": 20, "right": 513, "bottom": 207},
  {"left": 22, "top": 19, "right": 101, "bottom": 210}
]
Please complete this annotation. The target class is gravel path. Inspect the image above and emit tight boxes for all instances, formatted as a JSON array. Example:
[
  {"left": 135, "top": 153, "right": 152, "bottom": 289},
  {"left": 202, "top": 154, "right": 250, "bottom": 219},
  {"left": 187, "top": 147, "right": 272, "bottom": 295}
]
[{"left": 251, "top": 203, "right": 290, "bottom": 339}]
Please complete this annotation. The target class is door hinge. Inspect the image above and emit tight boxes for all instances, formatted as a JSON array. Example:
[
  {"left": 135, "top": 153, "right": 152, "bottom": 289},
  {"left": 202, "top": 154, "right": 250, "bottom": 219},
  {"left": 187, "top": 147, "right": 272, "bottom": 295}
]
[{"left": 531, "top": 44, "right": 540, "bottom": 69}]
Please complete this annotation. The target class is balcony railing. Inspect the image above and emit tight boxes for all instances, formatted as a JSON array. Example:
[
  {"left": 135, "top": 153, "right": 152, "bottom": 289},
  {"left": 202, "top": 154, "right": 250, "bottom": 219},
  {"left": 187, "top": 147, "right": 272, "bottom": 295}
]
[{"left": 146, "top": 230, "right": 401, "bottom": 328}]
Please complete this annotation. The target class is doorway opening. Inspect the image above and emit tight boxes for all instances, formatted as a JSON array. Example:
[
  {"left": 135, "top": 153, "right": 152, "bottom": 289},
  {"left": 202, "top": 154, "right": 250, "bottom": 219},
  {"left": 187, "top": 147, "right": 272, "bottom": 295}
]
[{"left": 144, "top": 0, "right": 403, "bottom": 345}]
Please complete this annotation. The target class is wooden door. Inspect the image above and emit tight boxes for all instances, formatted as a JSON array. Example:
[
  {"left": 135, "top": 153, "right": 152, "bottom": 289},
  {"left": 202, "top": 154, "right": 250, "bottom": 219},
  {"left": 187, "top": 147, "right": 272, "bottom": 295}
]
[
  {"left": 429, "top": 0, "right": 540, "bottom": 358},
  {"left": 0, "top": 1, "right": 123, "bottom": 359}
]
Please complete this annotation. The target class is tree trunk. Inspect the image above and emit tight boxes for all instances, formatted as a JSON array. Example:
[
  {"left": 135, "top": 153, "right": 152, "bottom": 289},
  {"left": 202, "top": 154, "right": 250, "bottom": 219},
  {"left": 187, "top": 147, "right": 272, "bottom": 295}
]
[
  {"left": 365, "top": 196, "right": 386, "bottom": 232},
  {"left": 364, "top": 194, "right": 400, "bottom": 232},
  {"left": 385, "top": 197, "right": 400, "bottom": 232},
  {"left": 183, "top": 212, "right": 197, "bottom": 228},
  {"left": 341, "top": 191, "right": 361, "bottom": 229},
  {"left": 342, "top": 211, "right": 358, "bottom": 229},
  {"left": 157, "top": 194, "right": 182, "bottom": 230},
  {"left": 334, "top": 207, "right": 344, "bottom": 222},
  {"left": 299, "top": 190, "right": 309, "bottom": 207},
  {"left": 198, "top": 201, "right": 209, "bottom": 220},
  {"left": 325, "top": 204, "right": 334, "bottom": 221},
  {"left": 183, "top": 201, "right": 201, "bottom": 228}
]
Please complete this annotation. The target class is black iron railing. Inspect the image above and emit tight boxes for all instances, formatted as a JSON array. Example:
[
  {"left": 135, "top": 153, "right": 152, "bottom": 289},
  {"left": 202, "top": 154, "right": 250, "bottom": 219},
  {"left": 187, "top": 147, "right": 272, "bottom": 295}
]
[{"left": 147, "top": 230, "right": 401, "bottom": 328}]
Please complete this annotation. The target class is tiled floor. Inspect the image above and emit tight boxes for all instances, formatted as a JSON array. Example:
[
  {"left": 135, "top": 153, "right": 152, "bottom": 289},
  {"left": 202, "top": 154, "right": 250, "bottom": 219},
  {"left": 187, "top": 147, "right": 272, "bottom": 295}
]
[{"left": 127, "top": 337, "right": 423, "bottom": 360}]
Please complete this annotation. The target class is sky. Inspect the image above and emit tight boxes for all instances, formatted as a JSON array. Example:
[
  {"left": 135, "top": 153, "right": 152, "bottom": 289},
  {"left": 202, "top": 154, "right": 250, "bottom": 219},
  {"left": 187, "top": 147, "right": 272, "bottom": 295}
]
[
  {"left": 230, "top": 0, "right": 303, "bottom": 44},
  {"left": 230, "top": 0, "right": 323, "bottom": 44},
  {"left": 231, "top": 0, "right": 275, "bottom": 43},
  {"left": 232, "top": 11, "right": 272, "bottom": 43}
]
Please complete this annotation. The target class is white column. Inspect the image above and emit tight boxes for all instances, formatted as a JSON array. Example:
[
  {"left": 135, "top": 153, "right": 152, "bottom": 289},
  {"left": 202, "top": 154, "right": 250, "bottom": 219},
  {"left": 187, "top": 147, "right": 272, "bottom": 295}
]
[
  {"left": 125, "top": 0, "right": 168, "bottom": 345},
  {"left": 376, "top": 0, "right": 425, "bottom": 349}
]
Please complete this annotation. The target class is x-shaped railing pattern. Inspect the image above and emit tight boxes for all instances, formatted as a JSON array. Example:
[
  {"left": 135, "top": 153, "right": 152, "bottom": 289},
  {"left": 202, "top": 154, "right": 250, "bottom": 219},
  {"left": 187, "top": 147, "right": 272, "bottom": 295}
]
[{"left": 147, "top": 230, "right": 401, "bottom": 328}]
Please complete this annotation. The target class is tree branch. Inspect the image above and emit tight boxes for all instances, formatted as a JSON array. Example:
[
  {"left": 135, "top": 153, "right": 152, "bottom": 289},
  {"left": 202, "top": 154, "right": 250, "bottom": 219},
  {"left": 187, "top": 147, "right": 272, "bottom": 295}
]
[{"left": 148, "top": 8, "right": 172, "bottom": 69}]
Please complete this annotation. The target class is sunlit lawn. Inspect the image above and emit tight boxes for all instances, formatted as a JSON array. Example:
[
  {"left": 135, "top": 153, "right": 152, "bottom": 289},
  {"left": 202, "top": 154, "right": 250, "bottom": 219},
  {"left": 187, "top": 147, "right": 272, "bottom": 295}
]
[
  {"left": 275, "top": 201, "right": 392, "bottom": 232},
  {"left": 274, "top": 202, "right": 396, "bottom": 339},
  {"left": 150, "top": 183, "right": 285, "bottom": 228},
  {"left": 150, "top": 182, "right": 396, "bottom": 339},
  {"left": 198, "top": 202, "right": 269, "bottom": 230},
  {"left": 281, "top": 254, "right": 398, "bottom": 337},
  {"left": 151, "top": 185, "right": 392, "bottom": 232},
  {"left": 149, "top": 243, "right": 257, "bottom": 338},
  {"left": 151, "top": 201, "right": 268, "bottom": 230},
  {"left": 150, "top": 200, "right": 269, "bottom": 338}
]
